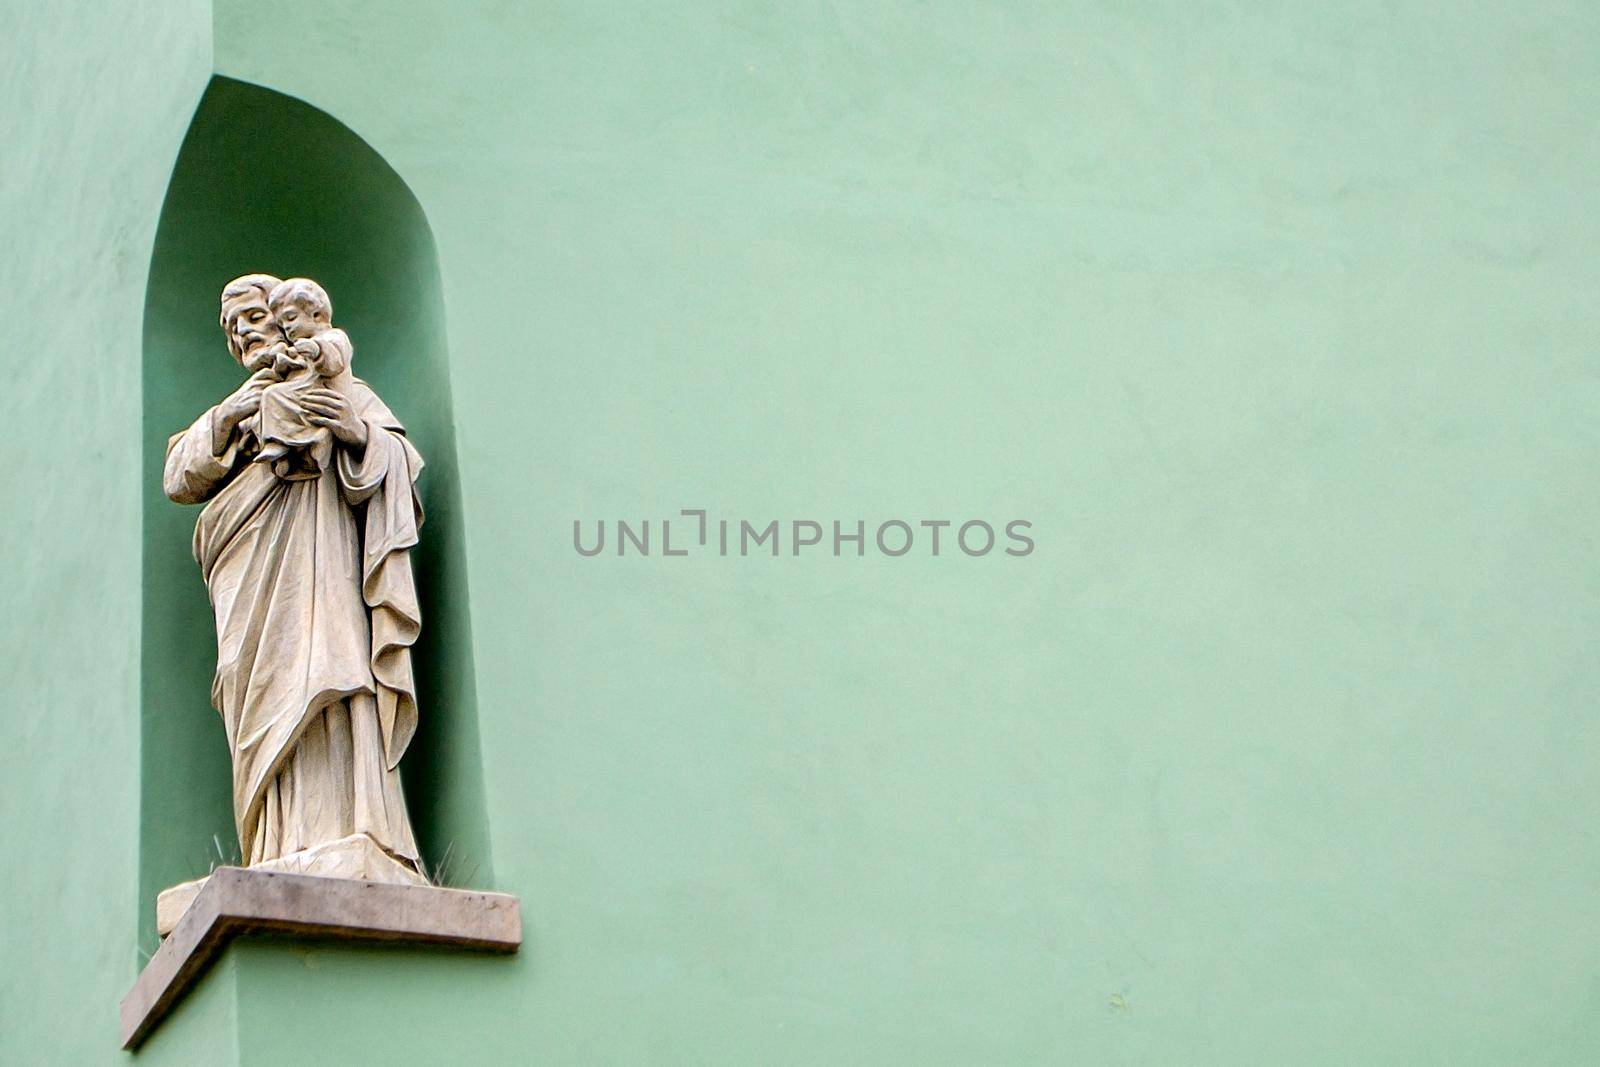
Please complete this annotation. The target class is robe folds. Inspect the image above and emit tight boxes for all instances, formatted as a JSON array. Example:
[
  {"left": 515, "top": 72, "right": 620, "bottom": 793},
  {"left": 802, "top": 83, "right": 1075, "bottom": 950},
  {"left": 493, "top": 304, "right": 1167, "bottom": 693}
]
[{"left": 163, "top": 378, "right": 423, "bottom": 866}]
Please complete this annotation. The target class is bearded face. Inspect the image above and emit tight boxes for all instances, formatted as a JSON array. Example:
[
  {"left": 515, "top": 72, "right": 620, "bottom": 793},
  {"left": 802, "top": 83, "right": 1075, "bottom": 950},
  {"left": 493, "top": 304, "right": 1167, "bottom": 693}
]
[{"left": 223, "top": 290, "right": 286, "bottom": 372}]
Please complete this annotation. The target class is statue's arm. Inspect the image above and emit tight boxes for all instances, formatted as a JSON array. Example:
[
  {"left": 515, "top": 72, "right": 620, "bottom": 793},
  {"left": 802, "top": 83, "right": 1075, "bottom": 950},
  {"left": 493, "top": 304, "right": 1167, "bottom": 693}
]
[
  {"left": 334, "top": 388, "right": 424, "bottom": 530},
  {"left": 337, "top": 418, "right": 420, "bottom": 504},
  {"left": 163, "top": 371, "right": 274, "bottom": 504},
  {"left": 163, "top": 406, "right": 238, "bottom": 505}
]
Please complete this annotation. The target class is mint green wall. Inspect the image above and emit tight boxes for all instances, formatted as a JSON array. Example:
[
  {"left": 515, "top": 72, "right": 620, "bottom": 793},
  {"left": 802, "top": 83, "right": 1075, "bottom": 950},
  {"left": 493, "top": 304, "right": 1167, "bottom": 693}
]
[
  {"left": 6, "top": 1, "right": 1600, "bottom": 1063},
  {"left": 0, "top": 1, "right": 212, "bottom": 1062}
]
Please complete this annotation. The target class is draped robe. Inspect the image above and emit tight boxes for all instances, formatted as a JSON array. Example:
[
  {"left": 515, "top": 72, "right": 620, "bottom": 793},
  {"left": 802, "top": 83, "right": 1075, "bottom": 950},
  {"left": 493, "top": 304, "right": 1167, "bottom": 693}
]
[{"left": 163, "top": 378, "right": 423, "bottom": 868}]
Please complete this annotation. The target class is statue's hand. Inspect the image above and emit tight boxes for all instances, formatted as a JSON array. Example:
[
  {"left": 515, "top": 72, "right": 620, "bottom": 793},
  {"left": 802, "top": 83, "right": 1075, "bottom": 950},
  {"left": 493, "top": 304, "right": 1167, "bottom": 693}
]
[
  {"left": 213, "top": 370, "right": 275, "bottom": 452},
  {"left": 301, "top": 387, "right": 368, "bottom": 451}
]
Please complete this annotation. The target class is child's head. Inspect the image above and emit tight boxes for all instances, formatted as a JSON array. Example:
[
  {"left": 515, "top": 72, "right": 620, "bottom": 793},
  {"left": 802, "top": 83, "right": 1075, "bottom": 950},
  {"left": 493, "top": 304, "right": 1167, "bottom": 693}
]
[{"left": 268, "top": 278, "right": 333, "bottom": 342}]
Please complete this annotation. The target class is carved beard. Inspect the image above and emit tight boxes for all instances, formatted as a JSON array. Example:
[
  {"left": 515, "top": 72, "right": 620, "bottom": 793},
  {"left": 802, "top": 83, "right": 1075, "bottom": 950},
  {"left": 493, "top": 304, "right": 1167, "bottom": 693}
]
[{"left": 258, "top": 335, "right": 287, "bottom": 372}]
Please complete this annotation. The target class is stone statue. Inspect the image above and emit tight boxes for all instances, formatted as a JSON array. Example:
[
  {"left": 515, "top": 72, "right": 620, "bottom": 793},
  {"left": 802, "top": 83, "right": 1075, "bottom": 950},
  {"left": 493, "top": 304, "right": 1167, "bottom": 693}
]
[{"left": 160, "top": 274, "right": 427, "bottom": 912}]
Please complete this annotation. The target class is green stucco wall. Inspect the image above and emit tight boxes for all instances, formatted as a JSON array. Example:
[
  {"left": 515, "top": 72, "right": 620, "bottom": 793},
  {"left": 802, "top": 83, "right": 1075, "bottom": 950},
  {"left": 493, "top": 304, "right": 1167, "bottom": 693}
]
[
  {"left": 5, "top": 2, "right": 1600, "bottom": 1063},
  {"left": 0, "top": 2, "right": 213, "bottom": 1063}
]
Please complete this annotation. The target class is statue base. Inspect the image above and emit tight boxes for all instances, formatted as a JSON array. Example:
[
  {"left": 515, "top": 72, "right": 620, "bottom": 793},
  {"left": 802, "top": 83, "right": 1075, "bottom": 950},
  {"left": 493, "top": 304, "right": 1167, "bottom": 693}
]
[
  {"left": 156, "top": 832, "right": 427, "bottom": 936},
  {"left": 123, "top": 865, "right": 520, "bottom": 1050}
]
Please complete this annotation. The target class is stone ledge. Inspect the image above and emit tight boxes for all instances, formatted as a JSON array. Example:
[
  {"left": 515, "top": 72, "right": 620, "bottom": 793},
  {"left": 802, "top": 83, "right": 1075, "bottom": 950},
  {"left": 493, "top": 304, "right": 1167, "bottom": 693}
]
[
  {"left": 121, "top": 867, "right": 520, "bottom": 1050},
  {"left": 156, "top": 833, "right": 428, "bottom": 936}
]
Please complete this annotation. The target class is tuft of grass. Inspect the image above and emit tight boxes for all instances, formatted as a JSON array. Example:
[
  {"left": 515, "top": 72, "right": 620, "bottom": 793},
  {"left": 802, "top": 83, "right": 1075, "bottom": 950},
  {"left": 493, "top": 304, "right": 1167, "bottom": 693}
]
[
  {"left": 209, "top": 833, "right": 241, "bottom": 873},
  {"left": 177, "top": 831, "right": 243, "bottom": 884},
  {"left": 418, "top": 840, "right": 480, "bottom": 889}
]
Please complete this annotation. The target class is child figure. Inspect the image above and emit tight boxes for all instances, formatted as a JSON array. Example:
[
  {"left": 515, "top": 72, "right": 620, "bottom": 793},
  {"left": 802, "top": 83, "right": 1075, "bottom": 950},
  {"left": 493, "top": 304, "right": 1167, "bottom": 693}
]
[{"left": 254, "top": 278, "right": 356, "bottom": 481}]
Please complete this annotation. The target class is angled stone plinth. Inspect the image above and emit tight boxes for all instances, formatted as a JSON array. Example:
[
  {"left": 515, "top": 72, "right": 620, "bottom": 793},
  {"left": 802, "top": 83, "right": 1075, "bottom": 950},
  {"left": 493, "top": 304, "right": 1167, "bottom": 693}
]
[
  {"left": 157, "top": 833, "right": 428, "bottom": 936},
  {"left": 122, "top": 867, "right": 520, "bottom": 1050}
]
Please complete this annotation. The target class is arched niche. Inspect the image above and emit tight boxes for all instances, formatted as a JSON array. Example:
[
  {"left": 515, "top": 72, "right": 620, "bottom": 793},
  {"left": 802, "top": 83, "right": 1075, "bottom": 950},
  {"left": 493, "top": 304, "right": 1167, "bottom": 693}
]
[{"left": 139, "top": 75, "right": 492, "bottom": 947}]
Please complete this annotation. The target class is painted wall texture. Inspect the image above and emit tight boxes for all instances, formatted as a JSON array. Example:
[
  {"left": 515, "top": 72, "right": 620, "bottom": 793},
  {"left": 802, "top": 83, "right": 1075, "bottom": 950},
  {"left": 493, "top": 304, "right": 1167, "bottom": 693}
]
[
  {"left": 4, "top": 1, "right": 1600, "bottom": 1063},
  {"left": 0, "top": 2, "right": 213, "bottom": 1064}
]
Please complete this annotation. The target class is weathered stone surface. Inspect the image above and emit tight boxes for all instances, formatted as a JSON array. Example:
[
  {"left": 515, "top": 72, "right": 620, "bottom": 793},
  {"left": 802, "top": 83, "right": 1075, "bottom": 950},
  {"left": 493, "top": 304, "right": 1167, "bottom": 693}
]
[
  {"left": 155, "top": 876, "right": 209, "bottom": 938},
  {"left": 123, "top": 867, "right": 520, "bottom": 1050},
  {"left": 157, "top": 832, "right": 429, "bottom": 936}
]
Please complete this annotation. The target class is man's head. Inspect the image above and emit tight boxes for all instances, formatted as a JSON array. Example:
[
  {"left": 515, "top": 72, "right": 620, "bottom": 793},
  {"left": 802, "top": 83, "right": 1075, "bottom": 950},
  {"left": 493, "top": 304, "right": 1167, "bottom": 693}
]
[
  {"left": 220, "top": 274, "right": 285, "bottom": 371},
  {"left": 267, "top": 278, "right": 333, "bottom": 342}
]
